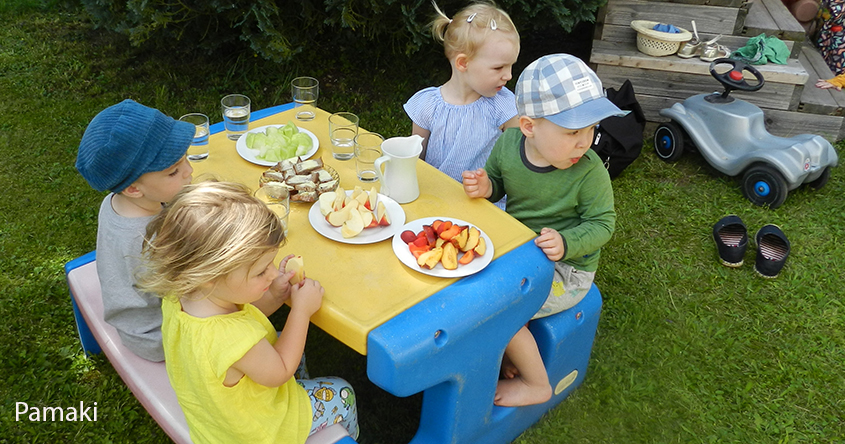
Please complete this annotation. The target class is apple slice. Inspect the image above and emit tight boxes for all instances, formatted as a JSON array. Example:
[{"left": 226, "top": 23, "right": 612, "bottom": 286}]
[
  {"left": 318, "top": 192, "right": 336, "bottom": 216},
  {"left": 355, "top": 190, "right": 369, "bottom": 205},
  {"left": 326, "top": 207, "right": 351, "bottom": 227},
  {"left": 474, "top": 236, "right": 487, "bottom": 256},
  {"left": 376, "top": 201, "right": 390, "bottom": 226},
  {"left": 341, "top": 210, "right": 365, "bottom": 238},
  {"left": 366, "top": 187, "right": 378, "bottom": 211},
  {"left": 441, "top": 242, "right": 458, "bottom": 270},
  {"left": 346, "top": 186, "right": 364, "bottom": 205},
  {"left": 285, "top": 255, "right": 305, "bottom": 284},
  {"left": 333, "top": 187, "right": 346, "bottom": 211},
  {"left": 464, "top": 226, "right": 480, "bottom": 251},
  {"left": 360, "top": 208, "right": 377, "bottom": 228}
]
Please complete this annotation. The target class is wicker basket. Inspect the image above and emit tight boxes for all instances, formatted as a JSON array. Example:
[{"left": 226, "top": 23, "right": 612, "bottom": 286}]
[{"left": 630, "top": 20, "right": 693, "bottom": 56}]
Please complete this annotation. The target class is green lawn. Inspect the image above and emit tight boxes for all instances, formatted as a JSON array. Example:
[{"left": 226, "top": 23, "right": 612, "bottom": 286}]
[{"left": 1, "top": 5, "right": 843, "bottom": 444}]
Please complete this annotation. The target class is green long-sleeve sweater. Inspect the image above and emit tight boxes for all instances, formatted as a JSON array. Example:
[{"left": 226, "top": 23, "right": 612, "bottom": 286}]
[{"left": 485, "top": 128, "right": 616, "bottom": 272}]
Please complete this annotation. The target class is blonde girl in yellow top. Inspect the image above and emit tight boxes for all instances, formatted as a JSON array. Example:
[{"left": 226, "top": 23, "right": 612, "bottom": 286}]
[{"left": 137, "top": 181, "right": 358, "bottom": 444}]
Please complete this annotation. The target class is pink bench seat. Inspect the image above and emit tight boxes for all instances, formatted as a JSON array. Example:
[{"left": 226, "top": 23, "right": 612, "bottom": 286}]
[{"left": 65, "top": 252, "right": 355, "bottom": 444}]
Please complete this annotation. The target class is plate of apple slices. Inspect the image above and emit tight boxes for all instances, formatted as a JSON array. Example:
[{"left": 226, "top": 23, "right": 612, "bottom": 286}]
[
  {"left": 308, "top": 186, "right": 405, "bottom": 244},
  {"left": 392, "top": 217, "right": 494, "bottom": 278}
]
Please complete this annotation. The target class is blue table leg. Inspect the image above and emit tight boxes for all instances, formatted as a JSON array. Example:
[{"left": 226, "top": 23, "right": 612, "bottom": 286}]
[{"left": 368, "top": 241, "right": 603, "bottom": 443}]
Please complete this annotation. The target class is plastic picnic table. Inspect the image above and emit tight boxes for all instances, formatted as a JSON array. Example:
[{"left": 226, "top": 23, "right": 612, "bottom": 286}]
[{"left": 190, "top": 104, "right": 602, "bottom": 444}]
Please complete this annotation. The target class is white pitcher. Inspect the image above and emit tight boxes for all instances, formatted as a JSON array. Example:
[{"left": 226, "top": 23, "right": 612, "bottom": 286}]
[{"left": 374, "top": 135, "right": 424, "bottom": 204}]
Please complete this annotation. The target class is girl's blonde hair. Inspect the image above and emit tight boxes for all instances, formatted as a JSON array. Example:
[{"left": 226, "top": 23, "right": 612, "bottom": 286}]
[
  {"left": 431, "top": 1, "right": 519, "bottom": 61},
  {"left": 136, "top": 181, "right": 286, "bottom": 300}
]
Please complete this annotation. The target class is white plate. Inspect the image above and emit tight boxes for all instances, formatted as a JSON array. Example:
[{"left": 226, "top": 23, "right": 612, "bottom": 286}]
[
  {"left": 308, "top": 191, "right": 406, "bottom": 244},
  {"left": 236, "top": 125, "right": 319, "bottom": 166},
  {"left": 392, "top": 217, "right": 494, "bottom": 278}
]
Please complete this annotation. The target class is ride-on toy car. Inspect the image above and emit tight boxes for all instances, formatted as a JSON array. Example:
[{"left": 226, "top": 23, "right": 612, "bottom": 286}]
[{"left": 653, "top": 58, "right": 839, "bottom": 209}]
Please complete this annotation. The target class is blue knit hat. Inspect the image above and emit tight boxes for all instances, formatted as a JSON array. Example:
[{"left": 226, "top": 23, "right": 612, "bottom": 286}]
[{"left": 76, "top": 99, "right": 195, "bottom": 193}]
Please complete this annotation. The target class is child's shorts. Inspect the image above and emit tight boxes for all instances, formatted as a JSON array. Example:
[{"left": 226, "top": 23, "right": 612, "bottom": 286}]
[
  {"left": 531, "top": 262, "right": 595, "bottom": 320},
  {"left": 299, "top": 376, "right": 359, "bottom": 440}
]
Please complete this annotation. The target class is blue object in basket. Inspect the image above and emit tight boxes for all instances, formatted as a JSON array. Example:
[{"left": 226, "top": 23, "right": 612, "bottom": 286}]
[{"left": 653, "top": 23, "right": 681, "bottom": 33}]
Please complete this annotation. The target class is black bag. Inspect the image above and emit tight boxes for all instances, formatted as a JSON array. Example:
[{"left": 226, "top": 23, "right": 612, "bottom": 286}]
[{"left": 591, "top": 79, "right": 646, "bottom": 179}]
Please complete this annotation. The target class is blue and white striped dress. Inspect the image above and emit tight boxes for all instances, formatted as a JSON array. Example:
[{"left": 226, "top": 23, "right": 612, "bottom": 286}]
[{"left": 404, "top": 86, "right": 517, "bottom": 183}]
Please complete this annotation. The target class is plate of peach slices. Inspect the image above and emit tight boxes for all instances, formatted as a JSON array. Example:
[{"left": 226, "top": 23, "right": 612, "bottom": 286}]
[
  {"left": 309, "top": 186, "right": 405, "bottom": 244},
  {"left": 392, "top": 217, "right": 493, "bottom": 278}
]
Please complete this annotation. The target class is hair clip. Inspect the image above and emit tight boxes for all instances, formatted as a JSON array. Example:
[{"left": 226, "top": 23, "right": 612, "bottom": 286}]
[
  {"left": 491, "top": 19, "right": 497, "bottom": 30},
  {"left": 467, "top": 13, "right": 477, "bottom": 23}
]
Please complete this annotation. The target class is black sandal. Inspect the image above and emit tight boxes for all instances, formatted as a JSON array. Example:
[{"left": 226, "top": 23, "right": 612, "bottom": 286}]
[
  {"left": 713, "top": 215, "right": 748, "bottom": 268},
  {"left": 755, "top": 225, "right": 790, "bottom": 278}
]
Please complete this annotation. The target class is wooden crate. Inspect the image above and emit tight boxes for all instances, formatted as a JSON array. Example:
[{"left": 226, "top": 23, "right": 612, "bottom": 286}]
[{"left": 596, "top": 0, "right": 747, "bottom": 42}]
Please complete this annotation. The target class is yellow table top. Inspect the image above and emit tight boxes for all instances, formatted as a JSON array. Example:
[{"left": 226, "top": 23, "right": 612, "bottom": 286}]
[{"left": 193, "top": 107, "right": 536, "bottom": 354}]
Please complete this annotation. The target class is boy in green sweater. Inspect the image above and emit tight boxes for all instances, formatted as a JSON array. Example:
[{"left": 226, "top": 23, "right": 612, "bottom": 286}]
[{"left": 462, "top": 54, "right": 623, "bottom": 406}]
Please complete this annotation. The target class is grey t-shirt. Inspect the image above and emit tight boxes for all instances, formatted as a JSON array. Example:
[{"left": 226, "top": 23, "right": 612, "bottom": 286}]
[{"left": 95, "top": 194, "right": 164, "bottom": 361}]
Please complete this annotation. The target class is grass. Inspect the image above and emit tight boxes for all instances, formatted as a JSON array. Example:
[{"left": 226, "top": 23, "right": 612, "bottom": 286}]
[{"left": 1, "top": 4, "right": 843, "bottom": 444}]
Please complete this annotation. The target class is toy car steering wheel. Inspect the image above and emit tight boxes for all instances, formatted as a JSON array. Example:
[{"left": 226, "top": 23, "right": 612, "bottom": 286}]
[{"left": 709, "top": 58, "right": 765, "bottom": 92}]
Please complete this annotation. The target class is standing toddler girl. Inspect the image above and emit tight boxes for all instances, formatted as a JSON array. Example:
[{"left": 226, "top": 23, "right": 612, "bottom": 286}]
[
  {"left": 137, "top": 181, "right": 358, "bottom": 444},
  {"left": 404, "top": 1, "right": 520, "bottom": 207}
]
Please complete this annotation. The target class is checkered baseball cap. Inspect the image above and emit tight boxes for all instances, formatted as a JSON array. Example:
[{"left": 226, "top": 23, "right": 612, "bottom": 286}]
[{"left": 516, "top": 54, "right": 627, "bottom": 129}]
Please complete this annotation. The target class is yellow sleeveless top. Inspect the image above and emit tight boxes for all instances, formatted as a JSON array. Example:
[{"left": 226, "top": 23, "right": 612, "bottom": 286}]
[{"left": 161, "top": 298, "right": 310, "bottom": 444}]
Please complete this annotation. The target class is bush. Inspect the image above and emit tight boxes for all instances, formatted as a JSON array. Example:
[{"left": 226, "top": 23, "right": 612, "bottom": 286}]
[{"left": 80, "top": 0, "right": 606, "bottom": 63}]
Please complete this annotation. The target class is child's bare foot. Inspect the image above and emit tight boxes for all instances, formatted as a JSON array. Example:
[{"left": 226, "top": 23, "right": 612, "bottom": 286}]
[
  {"left": 494, "top": 377, "right": 552, "bottom": 407},
  {"left": 501, "top": 355, "right": 519, "bottom": 379}
]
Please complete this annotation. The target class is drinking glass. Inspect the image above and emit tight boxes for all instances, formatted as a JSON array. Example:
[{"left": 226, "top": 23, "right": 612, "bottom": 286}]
[
  {"left": 291, "top": 77, "right": 319, "bottom": 121},
  {"left": 328, "top": 112, "right": 359, "bottom": 160},
  {"left": 254, "top": 185, "right": 290, "bottom": 237},
  {"left": 179, "top": 113, "right": 209, "bottom": 161},
  {"left": 354, "top": 132, "right": 384, "bottom": 182},
  {"left": 221, "top": 94, "right": 251, "bottom": 141}
]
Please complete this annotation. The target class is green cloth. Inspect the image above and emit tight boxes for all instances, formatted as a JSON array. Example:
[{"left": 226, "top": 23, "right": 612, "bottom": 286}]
[{"left": 731, "top": 33, "right": 790, "bottom": 65}]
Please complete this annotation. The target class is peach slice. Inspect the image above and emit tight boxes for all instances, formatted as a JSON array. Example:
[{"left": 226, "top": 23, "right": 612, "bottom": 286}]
[
  {"left": 435, "top": 220, "right": 452, "bottom": 236},
  {"left": 439, "top": 224, "right": 462, "bottom": 241},
  {"left": 417, "top": 246, "right": 443, "bottom": 269},
  {"left": 463, "top": 226, "right": 480, "bottom": 251},
  {"left": 474, "top": 236, "right": 487, "bottom": 256},
  {"left": 458, "top": 250, "right": 475, "bottom": 265},
  {"left": 423, "top": 225, "right": 437, "bottom": 247},
  {"left": 441, "top": 242, "right": 458, "bottom": 270},
  {"left": 454, "top": 227, "right": 469, "bottom": 250}
]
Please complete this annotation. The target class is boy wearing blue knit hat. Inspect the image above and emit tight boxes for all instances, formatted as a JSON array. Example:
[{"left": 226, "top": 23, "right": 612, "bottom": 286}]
[
  {"left": 77, "top": 99, "right": 196, "bottom": 361},
  {"left": 462, "top": 54, "right": 622, "bottom": 406}
]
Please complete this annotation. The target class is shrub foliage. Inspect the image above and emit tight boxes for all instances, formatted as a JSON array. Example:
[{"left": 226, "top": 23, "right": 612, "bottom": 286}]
[{"left": 81, "top": 0, "right": 606, "bottom": 62}]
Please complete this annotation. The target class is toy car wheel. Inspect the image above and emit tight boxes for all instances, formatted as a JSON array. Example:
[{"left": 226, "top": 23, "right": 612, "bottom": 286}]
[
  {"left": 808, "top": 166, "right": 831, "bottom": 190},
  {"left": 741, "top": 164, "right": 788, "bottom": 209},
  {"left": 653, "top": 122, "right": 685, "bottom": 162}
]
